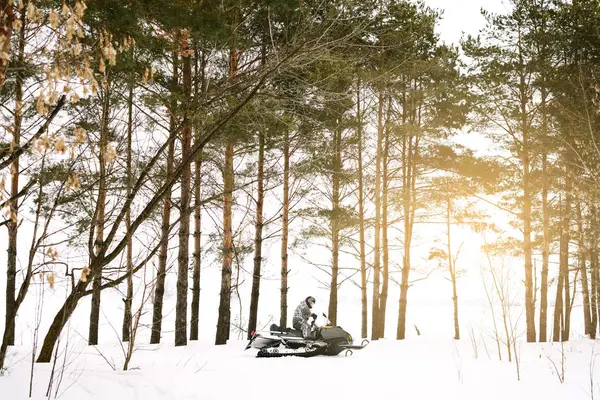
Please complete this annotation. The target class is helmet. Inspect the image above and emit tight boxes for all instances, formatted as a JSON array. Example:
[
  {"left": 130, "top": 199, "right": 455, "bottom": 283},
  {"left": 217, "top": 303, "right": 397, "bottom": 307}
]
[{"left": 306, "top": 296, "right": 316, "bottom": 308}]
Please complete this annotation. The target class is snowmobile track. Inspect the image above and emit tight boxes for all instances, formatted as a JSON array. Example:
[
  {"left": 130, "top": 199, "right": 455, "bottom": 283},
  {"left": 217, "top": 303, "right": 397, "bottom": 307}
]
[{"left": 256, "top": 346, "right": 322, "bottom": 358}]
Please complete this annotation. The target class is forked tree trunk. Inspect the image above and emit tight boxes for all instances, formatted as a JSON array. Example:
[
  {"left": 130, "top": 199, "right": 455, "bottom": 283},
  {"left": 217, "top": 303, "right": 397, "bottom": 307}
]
[
  {"left": 356, "top": 80, "right": 368, "bottom": 339},
  {"left": 89, "top": 80, "right": 111, "bottom": 346},
  {"left": 328, "top": 128, "right": 341, "bottom": 325},
  {"left": 280, "top": 130, "right": 290, "bottom": 329},
  {"left": 248, "top": 131, "right": 265, "bottom": 338},
  {"left": 371, "top": 90, "right": 383, "bottom": 340},
  {"left": 5, "top": 7, "right": 25, "bottom": 347},
  {"left": 175, "top": 33, "right": 193, "bottom": 347},
  {"left": 150, "top": 51, "right": 178, "bottom": 345},
  {"left": 122, "top": 77, "right": 134, "bottom": 342}
]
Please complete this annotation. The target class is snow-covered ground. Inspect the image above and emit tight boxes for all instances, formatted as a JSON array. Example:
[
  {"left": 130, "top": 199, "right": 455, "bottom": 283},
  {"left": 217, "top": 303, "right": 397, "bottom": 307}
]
[
  {"left": 1, "top": 271, "right": 598, "bottom": 400},
  {"left": 2, "top": 333, "right": 599, "bottom": 399}
]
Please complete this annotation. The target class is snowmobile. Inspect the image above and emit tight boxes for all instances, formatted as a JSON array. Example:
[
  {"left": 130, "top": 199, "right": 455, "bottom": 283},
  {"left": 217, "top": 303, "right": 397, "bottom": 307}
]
[{"left": 245, "top": 314, "right": 369, "bottom": 358}]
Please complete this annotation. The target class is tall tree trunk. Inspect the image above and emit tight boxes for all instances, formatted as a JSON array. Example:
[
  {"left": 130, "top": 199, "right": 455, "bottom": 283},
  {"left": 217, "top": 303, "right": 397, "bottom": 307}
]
[
  {"left": 521, "top": 135, "right": 536, "bottom": 340},
  {"left": 216, "top": 137, "right": 234, "bottom": 345},
  {"left": 397, "top": 86, "right": 414, "bottom": 340},
  {"left": 0, "top": 0, "right": 14, "bottom": 90},
  {"left": 1, "top": 11, "right": 27, "bottom": 363},
  {"left": 190, "top": 44, "right": 205, "bottom": 342},
  {"left": 175, "top": 33, "right": 193, "bottom": 347},
  {"left": 190, "top": 149, "right": 202, "bottom": 341},
  {"left": 280, "top": 130, "right": 290, "bottom": 329},
  {"left": 591, "top": 204, "right": 599, "bottom": 339},
  {"left": 539, "top": 150, "right": 550, "bottom": 342},
  {"left": 0, "top": 216, "right": 34, "bottom": 369},
  {"left": 447, "top": 199, "right": 460, "bottom": 340},
  {"left": 150, "top": 51, "right": 178, "bottom": 345},
  {"left": 122, "top": 77, "right": 134, "bottom": 342},
  {"left": 564, "top": 255, "right": 572, "bottom": 341},
  {"left": 371, "top": 90, "right": 384, "bottom": 340},
  {"left": 517, "top": 26, "right": 536, "bottom": 343},
  {"left": 5, "top": 7, "right": 25, "bottom": 347},
  {"left": 215, "top": 45, "right": 238, "bottom": 345},
  {"left": 538, "top": 53, "right": 550, "bottom": 341},
  {"left": 563, "top": 163, "right": 573, "bottom": 341},
  {"left": 552, "top": 214, "right": 565, "bottom": 343},
  {"left": 591, "top": 253, "right": 598, "bottom": 339},
  {"left": 89, "top": 81, "right": 111, "bottom": 346},
  {"left": 591, "top": 255, "right": 598, "bottom": 338},
  {"left": 356, "top": 80, "right": 368, "bottom": 339},
  {"left": 563, "top": 229, "right": 572, "bottom": 339},
  {"left": 248, "top": 131, "right": 265, "bottom": 338},
  {"left": 248, "top": 39, "right": 267, "bottom": 339},
  {"left": 378, "top": 96, "right": 391, "bottom": 338},
  {"left": 553, "top": 173, "right": 571, "bottom": 342},
  {"left": 329, "top": 128, "right": 341, "bottom": 325},
  {"left": 577, "top": 199, "right": 592, "bottom": 336},
  {"left": 397, "top": 146, "right": 412, "bottom": 340}
]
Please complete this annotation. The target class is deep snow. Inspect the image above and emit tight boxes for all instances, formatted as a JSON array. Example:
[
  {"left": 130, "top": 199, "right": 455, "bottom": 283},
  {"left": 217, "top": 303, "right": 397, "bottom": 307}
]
[
  {"left": 2, "top": 334, "right": 599, "bottom": 400},
  {"left": 1, "top": 253, "right": 599, "bottom": 400}
]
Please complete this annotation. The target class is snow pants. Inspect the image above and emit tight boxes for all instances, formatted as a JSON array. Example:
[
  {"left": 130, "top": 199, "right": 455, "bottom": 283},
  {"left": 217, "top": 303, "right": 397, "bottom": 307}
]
[{"left": 293, "top": 320, "right": 316, "bottom": 339}]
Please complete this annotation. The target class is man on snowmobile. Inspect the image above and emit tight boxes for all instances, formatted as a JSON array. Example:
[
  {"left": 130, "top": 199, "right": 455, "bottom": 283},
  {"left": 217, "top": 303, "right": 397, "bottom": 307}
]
[{"left": 292, "top": 296, "right": 317, "bottom": 338}]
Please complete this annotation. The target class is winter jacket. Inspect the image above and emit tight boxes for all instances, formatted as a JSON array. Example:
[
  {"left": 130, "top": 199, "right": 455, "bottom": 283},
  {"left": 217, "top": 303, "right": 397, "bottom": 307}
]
[{"left": 292, "top": 299, "right": 312, "bottom": 331}]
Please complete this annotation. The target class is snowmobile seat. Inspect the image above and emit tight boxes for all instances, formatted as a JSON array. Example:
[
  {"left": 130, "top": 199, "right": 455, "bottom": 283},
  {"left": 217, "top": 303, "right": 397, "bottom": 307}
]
[{"left": 269, "top": 324, "right": 303, "bottom": 337}]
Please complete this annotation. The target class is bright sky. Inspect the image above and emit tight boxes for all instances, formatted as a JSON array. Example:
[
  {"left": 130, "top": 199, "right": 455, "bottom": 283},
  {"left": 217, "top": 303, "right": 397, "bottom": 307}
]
[{"left": 424, "top": 0, "right": 509, "bottom": 45}]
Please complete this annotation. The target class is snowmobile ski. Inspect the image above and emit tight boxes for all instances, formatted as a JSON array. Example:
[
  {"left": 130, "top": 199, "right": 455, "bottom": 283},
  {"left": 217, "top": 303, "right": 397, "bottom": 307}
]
[{"left": 339, "top": 339, "right": 370, "bottom": 350}]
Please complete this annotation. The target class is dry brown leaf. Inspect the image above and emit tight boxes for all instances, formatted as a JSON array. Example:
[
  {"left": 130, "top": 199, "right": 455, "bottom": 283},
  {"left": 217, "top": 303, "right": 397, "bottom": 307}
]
[{"left": 80, "top": 266, "right": 90, "bottom": 282}]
